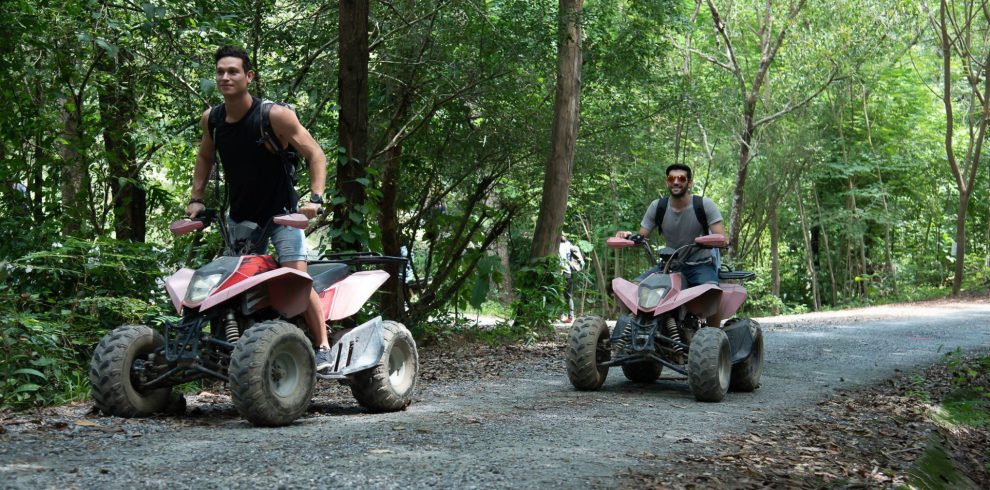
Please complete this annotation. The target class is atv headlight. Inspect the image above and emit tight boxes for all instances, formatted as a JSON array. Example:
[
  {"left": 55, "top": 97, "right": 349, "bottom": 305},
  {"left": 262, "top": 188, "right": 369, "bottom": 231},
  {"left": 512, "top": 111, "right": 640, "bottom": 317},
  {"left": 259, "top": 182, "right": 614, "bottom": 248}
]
[
  {"left": 187, "top": 273, "right": 224, "bottom": 302},
  {"left": 638, "top": 287, "right": 666, "bottom": 309}
]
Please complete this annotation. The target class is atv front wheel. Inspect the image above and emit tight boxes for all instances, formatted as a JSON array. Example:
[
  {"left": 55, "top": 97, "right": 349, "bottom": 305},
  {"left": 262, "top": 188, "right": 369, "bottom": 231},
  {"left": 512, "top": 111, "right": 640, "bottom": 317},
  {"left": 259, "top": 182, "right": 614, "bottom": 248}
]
[
  {"left": 688, "top": 327, "right": 731, "bottom": 402},
  {"left": 349, "top": 321, "right": 419, "bottom": 412},
  {"left": 729, "top": 320, "right": 764, "bottom": 392},
  {"left": 89, "top": 325, "right": 171, "bottom": 417},
  {"left": 229, "top": 321, "right": 316, "bottom": 427},
  {"left": 566, "top": 316, "right": 610, "bottom": 390},
  {"left": 622, "top": 361, "right": 662, "bottom": 383}
]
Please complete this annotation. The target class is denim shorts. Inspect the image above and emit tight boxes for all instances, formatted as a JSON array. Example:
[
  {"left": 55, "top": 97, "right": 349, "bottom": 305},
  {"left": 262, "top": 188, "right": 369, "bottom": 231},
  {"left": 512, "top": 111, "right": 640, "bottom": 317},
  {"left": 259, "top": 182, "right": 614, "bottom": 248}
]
[
  {"left": 228, "top": 217, "right": 308, "bottom": 264},
  {"left": 636, "top": 262, "right": 718, "bottom": 287}
]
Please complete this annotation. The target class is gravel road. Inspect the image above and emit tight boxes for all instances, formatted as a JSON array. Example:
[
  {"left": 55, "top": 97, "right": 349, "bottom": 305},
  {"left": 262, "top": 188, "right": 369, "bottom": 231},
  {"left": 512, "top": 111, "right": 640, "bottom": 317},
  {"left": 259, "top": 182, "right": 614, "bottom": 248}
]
[{"left": 2, "top": 300, "right": 989, "bottom": 489}]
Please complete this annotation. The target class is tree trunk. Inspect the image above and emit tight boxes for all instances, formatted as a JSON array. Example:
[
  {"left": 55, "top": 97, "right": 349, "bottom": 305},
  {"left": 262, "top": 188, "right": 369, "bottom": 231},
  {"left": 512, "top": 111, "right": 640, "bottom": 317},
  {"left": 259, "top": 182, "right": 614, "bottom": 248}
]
[
  {"left": 99, "top": 51, "right": 146, "bottom": 242},
  {"left": 529, "top": 0, "right": 583, "bottom": 259},
  {"left": 796, "top": 187, "right": 820, "bottom": 311},
  {"left": 952, "top": 196, "right": 970, "bottom": 293},
  {"left": 769, "top": 204, "right": 780, "bottom": 314},
  {"left": 845, "top": 177, "right": 867, "bottom": 299},
  {"left": 497, "top": 228, "right": 514, "bottom": 303},
  {"left": 334, "top": 0, "right": 370, "bottom": 251},
  {"left": 728, "top": 99, "right": 756, "bottom": 255},
  {"left": 812, "top": 184, "right": 838, "bottom": 305},
  {"left": 59, "top": 94, "right": 87, "bottom": 237}
]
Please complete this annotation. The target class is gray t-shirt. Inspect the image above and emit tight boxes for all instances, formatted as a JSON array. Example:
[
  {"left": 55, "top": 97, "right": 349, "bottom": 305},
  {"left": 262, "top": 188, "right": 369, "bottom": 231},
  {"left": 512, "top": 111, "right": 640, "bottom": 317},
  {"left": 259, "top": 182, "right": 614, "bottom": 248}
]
[{"left": 640, "top": 196, "right": 723, "bottom": 264}]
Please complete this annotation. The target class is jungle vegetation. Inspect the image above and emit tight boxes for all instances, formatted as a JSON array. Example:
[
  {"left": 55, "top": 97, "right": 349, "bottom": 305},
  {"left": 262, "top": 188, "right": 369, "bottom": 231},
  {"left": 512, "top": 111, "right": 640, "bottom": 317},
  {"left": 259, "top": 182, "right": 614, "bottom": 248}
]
[{"left": 1, "top": 0, "right": 988, "bottom": 408}]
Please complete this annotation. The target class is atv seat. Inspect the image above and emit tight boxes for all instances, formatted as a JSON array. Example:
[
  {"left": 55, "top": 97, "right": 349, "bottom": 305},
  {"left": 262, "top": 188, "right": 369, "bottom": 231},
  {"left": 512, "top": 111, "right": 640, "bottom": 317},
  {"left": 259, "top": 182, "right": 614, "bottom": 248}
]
[
  {"left": 309, "top": 263, "right": 350, "bottom": 292},
  {"left": 719, "top": 270, "right": 755, "bottom": 281}
]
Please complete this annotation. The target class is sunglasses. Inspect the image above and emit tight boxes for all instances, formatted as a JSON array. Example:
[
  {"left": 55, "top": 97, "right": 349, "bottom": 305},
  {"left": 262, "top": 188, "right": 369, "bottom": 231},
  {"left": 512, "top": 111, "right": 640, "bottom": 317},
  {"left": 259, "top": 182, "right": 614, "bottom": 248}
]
[{"left": 666, "top": 175, "right": 688, "bottom": 184}]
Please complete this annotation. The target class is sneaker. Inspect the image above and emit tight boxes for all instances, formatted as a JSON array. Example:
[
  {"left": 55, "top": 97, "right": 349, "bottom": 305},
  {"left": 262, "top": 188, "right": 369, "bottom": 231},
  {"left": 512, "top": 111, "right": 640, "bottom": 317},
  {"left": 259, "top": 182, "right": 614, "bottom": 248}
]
[{"left": 315, "top": 346, "right": 333, "bottom": 372}]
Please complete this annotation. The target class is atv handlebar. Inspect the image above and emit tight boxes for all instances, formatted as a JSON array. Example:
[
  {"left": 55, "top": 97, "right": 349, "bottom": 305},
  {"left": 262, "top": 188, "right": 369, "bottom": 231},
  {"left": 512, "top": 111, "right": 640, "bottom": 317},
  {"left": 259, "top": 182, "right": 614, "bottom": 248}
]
[
  {"left": 169, "top": 209, "right": 218, "bottom": 236},
  {"left": 607, "top": 233, "right": 727, "bottom": 273}
]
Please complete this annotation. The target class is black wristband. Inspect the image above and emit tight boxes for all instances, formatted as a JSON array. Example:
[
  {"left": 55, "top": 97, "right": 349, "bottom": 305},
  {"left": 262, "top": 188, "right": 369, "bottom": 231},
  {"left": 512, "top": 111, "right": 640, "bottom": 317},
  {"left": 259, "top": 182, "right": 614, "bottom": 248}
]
[{"left": 188, "top": 198, "right": 205, "bottom": 205}]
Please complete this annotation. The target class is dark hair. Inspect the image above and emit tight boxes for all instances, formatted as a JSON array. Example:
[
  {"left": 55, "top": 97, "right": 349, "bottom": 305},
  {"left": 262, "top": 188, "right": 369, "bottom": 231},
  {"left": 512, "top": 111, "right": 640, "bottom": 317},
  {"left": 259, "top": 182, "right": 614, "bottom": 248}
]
[
  {"left": 665, "top": 163, "right": 692, "bottom": 181},
  {"left": 214, "top": 45, "right": 253, "bottom": 73}
]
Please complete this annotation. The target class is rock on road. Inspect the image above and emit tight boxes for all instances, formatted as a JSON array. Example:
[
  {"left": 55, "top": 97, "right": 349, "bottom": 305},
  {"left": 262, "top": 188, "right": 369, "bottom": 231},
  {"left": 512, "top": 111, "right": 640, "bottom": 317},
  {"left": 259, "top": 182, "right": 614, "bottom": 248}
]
[{"left": 1, "top": 300, "right": 988, "bottom": 489}]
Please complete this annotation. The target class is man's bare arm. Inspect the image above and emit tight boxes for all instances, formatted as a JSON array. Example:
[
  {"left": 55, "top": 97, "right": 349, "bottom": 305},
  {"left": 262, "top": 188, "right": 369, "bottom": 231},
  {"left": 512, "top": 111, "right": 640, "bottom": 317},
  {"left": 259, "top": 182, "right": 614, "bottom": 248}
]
[
  {"left": 186, "top": 108, "right": 215, "bottom": 217},
  {"left": 710, "top": 221, "right": 726, "bottom": 238},
  {"left": 269, "top": 105, "right": 327, "bottom": 197}
]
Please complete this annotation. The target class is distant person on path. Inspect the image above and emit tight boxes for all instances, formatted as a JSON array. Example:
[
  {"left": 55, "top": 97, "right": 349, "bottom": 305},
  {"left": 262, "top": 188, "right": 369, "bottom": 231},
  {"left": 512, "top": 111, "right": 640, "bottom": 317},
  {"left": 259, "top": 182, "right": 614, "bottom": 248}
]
[
  {"left": 184, "top": 45, "right": 334, "bottom": 371},
  {"left": 615, "top": 163, "right": 726, "bottom": 326},
  {"left": 559, "top": 232, "right": 585, "bottom": 323}
]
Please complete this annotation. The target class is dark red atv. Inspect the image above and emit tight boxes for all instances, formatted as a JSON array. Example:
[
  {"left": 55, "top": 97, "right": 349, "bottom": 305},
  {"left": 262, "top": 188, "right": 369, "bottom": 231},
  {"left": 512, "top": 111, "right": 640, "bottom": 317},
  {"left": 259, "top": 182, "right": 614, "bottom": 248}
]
[{"left": 565, "top": 234, "right": 763, "bottom": 402}]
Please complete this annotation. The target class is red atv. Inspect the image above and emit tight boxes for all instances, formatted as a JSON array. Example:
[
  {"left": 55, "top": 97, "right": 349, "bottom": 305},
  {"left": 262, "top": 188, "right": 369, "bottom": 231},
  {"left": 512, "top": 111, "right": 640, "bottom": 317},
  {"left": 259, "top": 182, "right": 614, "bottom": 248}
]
[
  {"left": 565, "top": 234, "right": 763, "bottom": 402},
  {"left": 89, "top": 210, "right": 418, "bottom": 426}
]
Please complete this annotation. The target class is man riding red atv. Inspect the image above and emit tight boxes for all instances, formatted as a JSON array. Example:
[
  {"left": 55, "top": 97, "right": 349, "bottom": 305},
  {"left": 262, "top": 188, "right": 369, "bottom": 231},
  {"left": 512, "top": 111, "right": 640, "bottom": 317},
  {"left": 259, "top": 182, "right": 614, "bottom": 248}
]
[{"left": 89, "top": 211, "right": 419, "bottom": 426}]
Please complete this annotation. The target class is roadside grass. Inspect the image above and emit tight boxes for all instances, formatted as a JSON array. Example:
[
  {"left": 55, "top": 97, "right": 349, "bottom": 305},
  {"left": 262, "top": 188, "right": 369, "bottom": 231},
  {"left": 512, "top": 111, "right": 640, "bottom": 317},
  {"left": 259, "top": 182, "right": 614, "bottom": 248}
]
[{"left": 906, "top": 349, "right": 990, "bottom": 488}]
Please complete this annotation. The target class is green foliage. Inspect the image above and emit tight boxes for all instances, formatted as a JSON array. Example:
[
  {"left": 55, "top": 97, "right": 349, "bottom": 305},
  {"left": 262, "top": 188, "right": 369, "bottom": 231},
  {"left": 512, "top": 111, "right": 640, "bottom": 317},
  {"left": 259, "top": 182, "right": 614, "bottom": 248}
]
[
  {"left": 933, "top": 349, "right": 990, "bottom": 428},
  {"left": 0, "top": 238, "right": 170, "bottom": 409},
  {"left": 2, "top": 0, "right": 990, "bottom": 411},
  {"left": 509, "top": 256, "right": 564, "bottom": 342}
]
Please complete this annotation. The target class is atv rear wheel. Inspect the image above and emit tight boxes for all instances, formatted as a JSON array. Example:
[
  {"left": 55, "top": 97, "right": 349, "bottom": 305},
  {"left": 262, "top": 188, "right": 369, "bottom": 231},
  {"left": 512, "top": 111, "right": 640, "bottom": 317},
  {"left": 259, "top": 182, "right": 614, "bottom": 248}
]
[
  {"left": 229, "top": 321, "right": 316, "bottom": 427},
  {"left": 688, "top": 327, "right": 731, "bottom": 402},
  {"left": 349, "top": 321, "right": 419, "bottom": 412},
  {"left": 566, "top": 316, "right": 610, "bottom": 390},
  {"left": 621, "top": 361, "right": 662, "bottom": 383},
  {"left": 729, "top": 320, "right": 764, "bottom": 392},
  {"left": 89, "top": 325, "right": 172, "bottom": 417}
]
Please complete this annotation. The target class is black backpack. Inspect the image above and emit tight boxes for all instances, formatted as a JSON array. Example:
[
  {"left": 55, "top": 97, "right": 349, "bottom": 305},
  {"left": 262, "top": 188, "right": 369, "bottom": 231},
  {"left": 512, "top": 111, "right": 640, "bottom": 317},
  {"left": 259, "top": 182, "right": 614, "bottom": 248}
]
[
  {"left": 654, "top": 195, "right": 710, "bottom": 235},
  {"left": 207, "top": 99, "right": 301, "bottom": 205}
]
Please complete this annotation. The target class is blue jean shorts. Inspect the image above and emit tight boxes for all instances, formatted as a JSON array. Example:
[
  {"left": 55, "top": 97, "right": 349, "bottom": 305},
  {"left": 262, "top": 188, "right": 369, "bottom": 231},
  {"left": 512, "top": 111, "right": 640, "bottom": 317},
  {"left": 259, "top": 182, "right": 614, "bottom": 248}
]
[
  {"left": 636, "top": 262, "right": 718, "bottom": 287},
  {"left": 228, "top": 217, "right": 308, "bottom": 264}
]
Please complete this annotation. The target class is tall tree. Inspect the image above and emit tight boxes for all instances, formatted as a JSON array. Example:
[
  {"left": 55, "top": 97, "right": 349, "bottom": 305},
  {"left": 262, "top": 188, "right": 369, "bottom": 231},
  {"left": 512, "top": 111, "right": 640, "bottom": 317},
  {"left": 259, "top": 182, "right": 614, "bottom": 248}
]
[
  {"left": 926, "top": 0, "right": 990, "bottom": 294},
  {"left": 99, "top": 49, "right": 146, "bottom": 242},
  {"left": 694, "top": 0, "right": 837, "bottom": 256},
  {"left": 334, "top": 0, "right": 370, "bottom": 251},
  {"left": 530, "top": 0, "right": 583, "bottom": 259}
]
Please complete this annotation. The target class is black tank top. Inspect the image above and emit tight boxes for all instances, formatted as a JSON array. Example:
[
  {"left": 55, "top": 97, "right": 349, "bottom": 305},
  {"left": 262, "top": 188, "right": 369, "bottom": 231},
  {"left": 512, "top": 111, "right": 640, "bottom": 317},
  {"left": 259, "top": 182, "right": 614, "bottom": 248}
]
[{"left": 214, "top": 97, "right": 294, "bottom": 224}]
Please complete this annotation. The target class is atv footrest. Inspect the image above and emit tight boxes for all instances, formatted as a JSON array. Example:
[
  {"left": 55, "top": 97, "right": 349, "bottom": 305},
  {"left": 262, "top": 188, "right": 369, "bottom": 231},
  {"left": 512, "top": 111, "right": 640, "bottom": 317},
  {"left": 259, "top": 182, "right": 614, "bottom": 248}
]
[{"left": 317, "top": 316, "right": 387, "bottom": 380}]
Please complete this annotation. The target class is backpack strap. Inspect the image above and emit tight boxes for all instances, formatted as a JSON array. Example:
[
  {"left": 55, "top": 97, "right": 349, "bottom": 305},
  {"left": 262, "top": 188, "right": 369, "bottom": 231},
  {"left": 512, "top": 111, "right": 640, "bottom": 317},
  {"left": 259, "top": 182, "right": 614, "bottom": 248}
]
[
  {"left": 205, "top": 103, "right": 227, "bottom": 211},
  {"left": 654, "top": 195, "right": 710, "bottom": 235},
  {"left": 207, "top": 103, "right": 225, "bottom": 140},
  {"left": 693, "top": 195, "right": 710, "bottom": 235},
  {"left": 654, "top": 196, "right": 669, "bottom": 233},
  {"left": 258, "top": 99, "right": 300, "bottom": 211}
]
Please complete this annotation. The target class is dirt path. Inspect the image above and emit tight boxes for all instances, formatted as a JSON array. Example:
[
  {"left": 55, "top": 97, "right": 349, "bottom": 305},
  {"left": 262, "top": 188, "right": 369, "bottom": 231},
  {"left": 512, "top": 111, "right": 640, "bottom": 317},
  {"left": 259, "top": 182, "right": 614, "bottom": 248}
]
[{"left": 2, "top": 300, "right": 989, "bottom": 489}]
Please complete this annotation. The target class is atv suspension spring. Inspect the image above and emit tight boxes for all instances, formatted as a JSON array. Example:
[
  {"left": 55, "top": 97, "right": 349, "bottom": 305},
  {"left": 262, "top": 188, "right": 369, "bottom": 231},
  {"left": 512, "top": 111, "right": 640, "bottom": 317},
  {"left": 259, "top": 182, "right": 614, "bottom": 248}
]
[
  {"left": 223, "top": 312, "right": 240, "bottom": 343},
  {"left": 664, "top": 318, "right": 684, "bottom": 353},
  {"left": 613, "top": 323, "right": 633, "bottom": 352}
]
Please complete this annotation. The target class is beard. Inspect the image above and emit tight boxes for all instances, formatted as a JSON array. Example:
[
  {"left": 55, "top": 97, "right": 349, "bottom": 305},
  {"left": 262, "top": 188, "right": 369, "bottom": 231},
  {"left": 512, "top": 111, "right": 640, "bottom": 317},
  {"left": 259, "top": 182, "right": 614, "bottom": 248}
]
[{"left": 668, "top": 185, "right": 688, "bottom": 198}]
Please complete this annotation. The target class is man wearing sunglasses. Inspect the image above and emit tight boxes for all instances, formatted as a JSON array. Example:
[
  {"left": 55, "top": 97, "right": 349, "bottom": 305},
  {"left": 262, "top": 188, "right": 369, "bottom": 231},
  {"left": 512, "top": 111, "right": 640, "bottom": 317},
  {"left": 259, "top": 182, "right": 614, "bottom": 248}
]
[{"left": 616, "top": 163, "right": 726, "bottom": 289}]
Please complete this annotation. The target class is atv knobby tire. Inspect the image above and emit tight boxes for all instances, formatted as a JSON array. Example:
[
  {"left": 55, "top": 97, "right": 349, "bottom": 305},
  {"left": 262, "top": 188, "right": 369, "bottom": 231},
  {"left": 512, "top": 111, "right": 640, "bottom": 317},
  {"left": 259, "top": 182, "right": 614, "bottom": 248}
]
[
  {"left": 622, "top": 361, "right": 662, "bottom": 383},
  {"left": 89, "top": 325, "right": 171, "bottom": 417},
  {"left": 729, "top": 320, "right": 764, "bottom": 392},
  {"left": 688, "top": 327, "right": 731, "bottom": 402},
  {"left": 566, "top": 316, "right": 610, "bottom": 390},
  {"left": 350, "top": 321, "right": 418, "bottom": 412},
  {"left": 229, "top": 320, "right": 316, "bottom": 427}
]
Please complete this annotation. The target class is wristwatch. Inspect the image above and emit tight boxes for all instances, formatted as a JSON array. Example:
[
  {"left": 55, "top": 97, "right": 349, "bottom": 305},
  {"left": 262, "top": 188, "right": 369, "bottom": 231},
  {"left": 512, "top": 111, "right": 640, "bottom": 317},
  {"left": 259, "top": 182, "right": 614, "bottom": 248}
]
[{"left": 309, "top": 193, "right": 323, "bottom": 205}]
